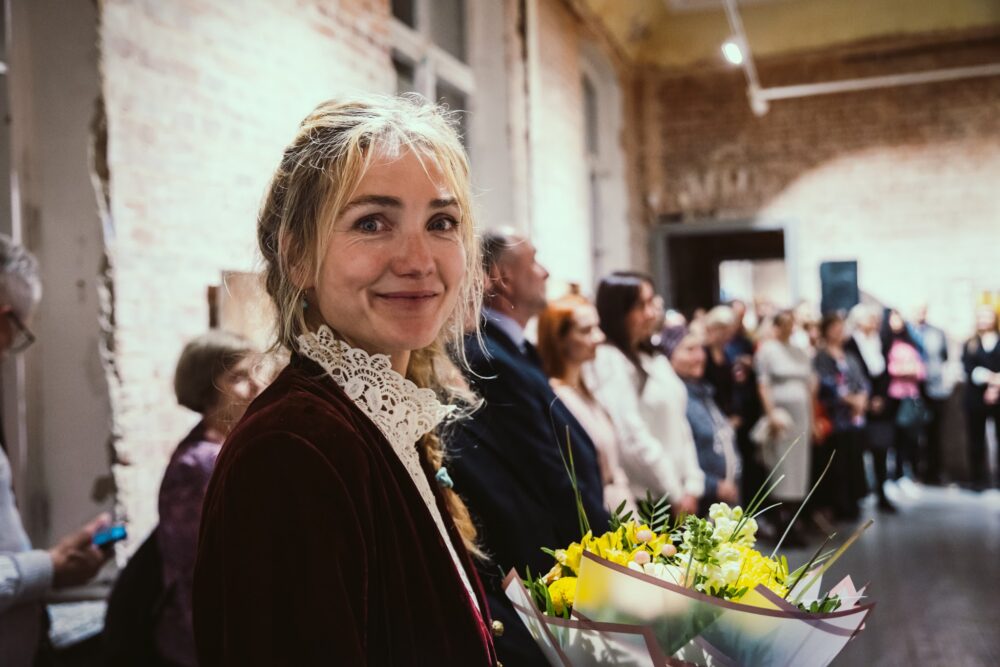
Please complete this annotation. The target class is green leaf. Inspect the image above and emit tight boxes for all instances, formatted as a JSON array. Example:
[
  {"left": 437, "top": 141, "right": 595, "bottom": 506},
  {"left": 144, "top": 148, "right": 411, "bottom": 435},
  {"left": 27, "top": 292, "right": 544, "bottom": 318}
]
[
  {"left": 637, "top": 490, "right": 672, "bottom": 534},
  {"left": 609, "top": 500, "right": 634, "bottom": 531}
]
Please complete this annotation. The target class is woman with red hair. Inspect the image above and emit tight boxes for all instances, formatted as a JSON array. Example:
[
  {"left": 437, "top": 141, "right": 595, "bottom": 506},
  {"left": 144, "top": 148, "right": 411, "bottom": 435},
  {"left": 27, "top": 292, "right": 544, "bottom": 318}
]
[{"left": 537, "top": 295, "right": 633, "bottom": 512}]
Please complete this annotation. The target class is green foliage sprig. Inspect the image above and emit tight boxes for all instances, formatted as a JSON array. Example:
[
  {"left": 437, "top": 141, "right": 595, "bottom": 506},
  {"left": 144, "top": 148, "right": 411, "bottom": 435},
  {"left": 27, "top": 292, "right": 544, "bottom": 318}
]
[
  {"left": 798, "top": 594, "right": 843, "bottom": 614},
  {"left": 636, "top": 491, "right": 673, "bottom": 534}
]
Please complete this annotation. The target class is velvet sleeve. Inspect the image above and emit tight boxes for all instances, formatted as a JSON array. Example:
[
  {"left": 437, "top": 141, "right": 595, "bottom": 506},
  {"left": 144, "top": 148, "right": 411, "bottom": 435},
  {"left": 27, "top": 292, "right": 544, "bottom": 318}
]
[{"left": 194, "top": 432, "right": 371, "bottom": 667}]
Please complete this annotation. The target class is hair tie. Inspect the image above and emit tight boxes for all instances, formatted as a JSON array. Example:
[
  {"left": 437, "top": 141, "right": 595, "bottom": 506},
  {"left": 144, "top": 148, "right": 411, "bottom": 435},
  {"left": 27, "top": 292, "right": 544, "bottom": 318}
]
[{"left": 435, "top": 467, "right": 454, "bottom": 489}]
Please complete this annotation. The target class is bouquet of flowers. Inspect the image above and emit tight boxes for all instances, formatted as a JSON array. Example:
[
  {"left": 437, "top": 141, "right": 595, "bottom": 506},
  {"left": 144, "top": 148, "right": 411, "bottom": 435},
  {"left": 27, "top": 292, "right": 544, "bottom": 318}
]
[{"left": 506, "top": 486, "right": 873, "bottom": 667}]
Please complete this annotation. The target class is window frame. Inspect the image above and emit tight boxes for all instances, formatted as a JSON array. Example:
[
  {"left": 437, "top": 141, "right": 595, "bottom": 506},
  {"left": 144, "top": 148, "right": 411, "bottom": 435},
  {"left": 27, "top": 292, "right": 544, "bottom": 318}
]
[{"left": 390, "top": 0, "right": 475, "bottom": 102}]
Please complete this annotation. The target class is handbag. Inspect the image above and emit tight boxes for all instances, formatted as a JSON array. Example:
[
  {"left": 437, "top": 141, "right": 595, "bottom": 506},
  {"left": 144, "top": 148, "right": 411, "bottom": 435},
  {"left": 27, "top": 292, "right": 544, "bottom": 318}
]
[
  {"left": 813, "top": 397, "right": 833, "bottom": 445},
  {"left": 895, "top": 396, "right": 930, "bottom": 434}
]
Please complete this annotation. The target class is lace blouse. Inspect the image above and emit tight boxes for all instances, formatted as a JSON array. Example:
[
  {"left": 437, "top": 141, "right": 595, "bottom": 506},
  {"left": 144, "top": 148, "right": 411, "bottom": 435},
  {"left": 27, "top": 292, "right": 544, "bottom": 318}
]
[{"left": 296, "top": 326, "right": 479, "bottom": 609}]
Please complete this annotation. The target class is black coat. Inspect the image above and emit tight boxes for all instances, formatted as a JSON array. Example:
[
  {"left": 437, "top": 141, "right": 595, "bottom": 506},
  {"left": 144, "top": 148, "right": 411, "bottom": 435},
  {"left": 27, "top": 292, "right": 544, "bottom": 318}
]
[
  {"left": 448, "top": 318, "right": 609, "bottom": 667},
  {"left": 962, "top": 335, "right": 1000, "bottom": 410}
]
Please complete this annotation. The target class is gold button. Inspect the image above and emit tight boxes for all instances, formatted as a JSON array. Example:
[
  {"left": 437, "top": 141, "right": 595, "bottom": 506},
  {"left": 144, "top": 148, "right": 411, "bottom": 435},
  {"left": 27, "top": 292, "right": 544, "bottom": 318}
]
[{"left": 491, "top": 620, "right": 505, "bottom": 637}]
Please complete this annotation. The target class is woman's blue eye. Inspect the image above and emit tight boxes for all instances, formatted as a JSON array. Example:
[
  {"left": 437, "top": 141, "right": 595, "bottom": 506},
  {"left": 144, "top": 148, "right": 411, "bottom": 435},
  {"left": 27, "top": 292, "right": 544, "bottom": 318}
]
[
  {"left": 356, "top": 216, "right": 381, "bottom": 233},
  {"left": 429, "top": 216, "right": 458, "bottom": 232}
]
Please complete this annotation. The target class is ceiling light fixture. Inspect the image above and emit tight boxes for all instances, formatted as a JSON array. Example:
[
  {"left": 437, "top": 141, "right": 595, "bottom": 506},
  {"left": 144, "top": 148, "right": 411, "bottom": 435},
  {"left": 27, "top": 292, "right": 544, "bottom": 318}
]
[{"left": 721, "top": 39, "right": 744, "bottom": 66}]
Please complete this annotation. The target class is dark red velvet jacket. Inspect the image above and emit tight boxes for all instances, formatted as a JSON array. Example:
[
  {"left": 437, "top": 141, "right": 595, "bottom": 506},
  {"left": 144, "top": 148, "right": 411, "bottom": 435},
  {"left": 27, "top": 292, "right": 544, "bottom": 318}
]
[{"left": 192, "top": 355, "right": 497, "bottom": 666}]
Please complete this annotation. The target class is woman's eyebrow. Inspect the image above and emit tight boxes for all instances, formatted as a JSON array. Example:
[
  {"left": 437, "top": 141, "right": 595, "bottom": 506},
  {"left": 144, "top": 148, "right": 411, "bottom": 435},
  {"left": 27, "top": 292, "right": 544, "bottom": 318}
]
[
  {"left": 430, "top": 196, "right": 458, "bottom": 209},
  {"left": 341, "top": 195, "right": 458, "bottom": 211},
  {"left": 342, "top": 194, "right": 402, "bottom": 211}
]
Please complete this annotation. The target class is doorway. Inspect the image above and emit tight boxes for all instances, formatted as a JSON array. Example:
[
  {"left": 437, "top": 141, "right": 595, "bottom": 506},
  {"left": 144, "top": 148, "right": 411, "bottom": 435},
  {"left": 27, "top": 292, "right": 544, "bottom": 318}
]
[{"left": 652, "top": 222, "right": 793, "bottom": 317}]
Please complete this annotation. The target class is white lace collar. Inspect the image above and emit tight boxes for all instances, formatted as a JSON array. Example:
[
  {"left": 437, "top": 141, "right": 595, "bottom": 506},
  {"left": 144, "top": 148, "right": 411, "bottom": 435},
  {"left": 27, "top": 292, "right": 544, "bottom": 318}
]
[
  {"left": 296, "top": 326, "right": 481, "bottom": 612},
  {"left": 296, "top": 325, "right": 455, "bottom": 449}
]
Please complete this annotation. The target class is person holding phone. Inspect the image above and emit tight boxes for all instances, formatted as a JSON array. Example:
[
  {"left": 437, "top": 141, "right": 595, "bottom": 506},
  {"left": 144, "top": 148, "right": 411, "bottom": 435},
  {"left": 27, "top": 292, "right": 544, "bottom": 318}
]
[
  {"left": 193, "top": 96, "right": 497, "bottom": 666},
  {"left": 0, "top": 234, "right": 113, "bottom": 667}
]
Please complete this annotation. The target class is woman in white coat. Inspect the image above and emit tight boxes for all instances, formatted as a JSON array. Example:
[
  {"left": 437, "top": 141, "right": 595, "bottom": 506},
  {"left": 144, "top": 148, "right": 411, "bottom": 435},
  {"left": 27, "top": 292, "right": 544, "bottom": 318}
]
[{"left": 588, "top": 272, "right": 703, "bottom": 515}]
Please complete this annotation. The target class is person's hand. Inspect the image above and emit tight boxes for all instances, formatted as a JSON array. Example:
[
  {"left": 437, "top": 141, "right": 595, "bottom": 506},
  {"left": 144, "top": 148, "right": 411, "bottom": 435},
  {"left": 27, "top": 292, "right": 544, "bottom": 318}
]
[
  {"left": 674, "top": 494, "right": 699, "bottom": 517},
  {"left": 728, "top": 415, "right": 743, "bottom": 430},
  {"left": 767, "top": 412, "right": 788, "bottom": 436},
  {"left": 985, "top": 384, "right": 1000, "bottom": 406},
  {"left": 716, "top": 480, "right": 739, "bottom": 504},
  {"left": 733, "top": 365, "right": 747, "bottom": 383},
  {"left": 812, "top": 421, "right": 828, "bottom": 444},
  {"left": 870, "top": 396, "right": 885, "bottom": 415},
  {"left": 49, "top": 514, "right": 113, "bottom": 589}
]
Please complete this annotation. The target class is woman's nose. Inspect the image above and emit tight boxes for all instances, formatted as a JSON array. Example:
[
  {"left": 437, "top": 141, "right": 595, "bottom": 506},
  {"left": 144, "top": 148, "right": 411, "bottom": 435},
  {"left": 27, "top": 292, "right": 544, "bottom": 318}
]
[{"left": 394, "top": 229, "right": 435, "bottom": 277}]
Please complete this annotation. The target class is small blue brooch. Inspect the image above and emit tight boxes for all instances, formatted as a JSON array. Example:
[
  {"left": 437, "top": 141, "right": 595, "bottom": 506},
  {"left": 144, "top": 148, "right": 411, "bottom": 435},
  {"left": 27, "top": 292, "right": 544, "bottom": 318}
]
[{"left": 435, "top": 467, "right": 454, "bottom": 489}]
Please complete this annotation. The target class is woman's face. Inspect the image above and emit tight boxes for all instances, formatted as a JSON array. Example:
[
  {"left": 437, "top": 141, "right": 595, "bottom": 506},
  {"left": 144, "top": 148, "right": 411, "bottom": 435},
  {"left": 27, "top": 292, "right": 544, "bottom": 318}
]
[
  {"left": 775, "top": 314, "right": 795, "bottom": 341},
  {"left": 976, "top": 306, "right": 998, "bottom": 333},
  {"left": 824, "top": 320, "right": 845, "bottom": 346},
  {"left": 857, "top": 312, "right": 880, "bottom": 335},
  {"left": 625, "top": 281, "right": 658, "bottom": 349},
  {"left": 671, "top": 336, "right": 706, "bottom": 379},
  {"left": 214, "top": 355, "right": 263, "bottom": 429},
  {"left": 889, "top": 310, "right": 905, "bottom": 333},
  {"left": 563, "top": 304, "right": 604, "bottom": 365},
  {"left": 308, "top": 149, "right": 466, "bottom": 358}
]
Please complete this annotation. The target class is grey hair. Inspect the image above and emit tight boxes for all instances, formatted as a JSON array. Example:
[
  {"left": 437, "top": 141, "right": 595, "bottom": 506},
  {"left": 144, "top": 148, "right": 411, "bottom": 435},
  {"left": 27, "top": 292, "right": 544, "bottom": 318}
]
[
  {"left": 846, "top": 303, "right": 881, "bottom": 331},
  {"left": 0, "top": 234, "right": 42, "bottom": 319},
  {"left": 704, "top": 304, "right": 735, "bottom": 329},
  {"left": 480, "top": 227, "right": 524, "bottom": 277}
]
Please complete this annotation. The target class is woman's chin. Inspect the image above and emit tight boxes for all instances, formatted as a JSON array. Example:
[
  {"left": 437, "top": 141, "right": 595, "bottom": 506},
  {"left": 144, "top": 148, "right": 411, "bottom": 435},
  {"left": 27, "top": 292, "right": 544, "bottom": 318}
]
[{"left": 376, "top": 326, "right": 441, "bottom": 356}]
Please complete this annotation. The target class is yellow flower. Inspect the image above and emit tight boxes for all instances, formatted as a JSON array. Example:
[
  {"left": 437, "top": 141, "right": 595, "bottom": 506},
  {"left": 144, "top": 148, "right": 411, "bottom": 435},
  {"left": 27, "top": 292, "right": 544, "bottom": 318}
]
[
  {"left": 587, "top": 531, "right": 631, "bottom": 566},
  {"left": 548, "top": 576, "right": 577, "bottom": 615},
  {"left": 729, "top": 545, "right": 789, "bottom": 600}
]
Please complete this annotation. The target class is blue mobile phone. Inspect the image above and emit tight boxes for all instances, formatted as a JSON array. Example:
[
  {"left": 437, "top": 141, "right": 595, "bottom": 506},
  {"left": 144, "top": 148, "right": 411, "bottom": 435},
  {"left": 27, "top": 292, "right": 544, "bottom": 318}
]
[{"left": 93, "top": 524, "right": 128, "bottom": 548}]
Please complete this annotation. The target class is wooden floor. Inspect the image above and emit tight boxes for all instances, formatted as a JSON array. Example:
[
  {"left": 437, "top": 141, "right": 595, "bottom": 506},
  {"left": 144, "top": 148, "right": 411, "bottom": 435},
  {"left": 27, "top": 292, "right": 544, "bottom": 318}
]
[{"left": 768, "top": 483, "right": 1000, "bottom": 667}]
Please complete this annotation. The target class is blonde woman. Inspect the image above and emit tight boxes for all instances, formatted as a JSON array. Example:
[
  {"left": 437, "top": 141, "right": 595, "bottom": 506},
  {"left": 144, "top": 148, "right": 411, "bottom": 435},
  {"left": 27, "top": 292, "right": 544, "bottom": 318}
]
[{"left": 193, "top": 97, "right": 496, "bottom": 666}]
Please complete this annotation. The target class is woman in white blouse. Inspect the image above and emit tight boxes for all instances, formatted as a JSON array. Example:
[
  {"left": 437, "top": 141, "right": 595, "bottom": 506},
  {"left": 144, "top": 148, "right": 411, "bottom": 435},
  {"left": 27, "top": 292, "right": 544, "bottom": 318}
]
[
  {"left": 588, "top": 272, "right": 703, "bottom": 516},
  {"left": 537, "top": 294, "right": 634, "bottom": 512}
]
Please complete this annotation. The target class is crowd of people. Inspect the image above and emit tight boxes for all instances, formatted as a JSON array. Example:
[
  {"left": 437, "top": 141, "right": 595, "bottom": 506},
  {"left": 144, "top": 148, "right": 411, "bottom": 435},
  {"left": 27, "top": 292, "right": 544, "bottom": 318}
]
[{"left": 0, "top": 94, "right": 998, "bottom": 667}]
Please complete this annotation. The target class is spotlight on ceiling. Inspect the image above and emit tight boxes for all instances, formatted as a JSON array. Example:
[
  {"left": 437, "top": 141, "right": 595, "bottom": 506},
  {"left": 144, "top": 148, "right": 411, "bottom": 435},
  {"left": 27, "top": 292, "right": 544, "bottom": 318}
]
[{"left": 722, "top": 40, "right": 744, "bottom": 66}]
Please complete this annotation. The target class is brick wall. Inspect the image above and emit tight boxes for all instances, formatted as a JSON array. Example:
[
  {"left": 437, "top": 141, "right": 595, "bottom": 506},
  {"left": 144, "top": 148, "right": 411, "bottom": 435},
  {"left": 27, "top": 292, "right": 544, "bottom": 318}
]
[
  {"left": 640, "top": 33, "right": 1000, "bottom": 338},
  {"left": 99, "top": 0, "right": 394, "bottom": 539},
  {"left": 96, "top": 0, "right": 637, "bottom": 539}
]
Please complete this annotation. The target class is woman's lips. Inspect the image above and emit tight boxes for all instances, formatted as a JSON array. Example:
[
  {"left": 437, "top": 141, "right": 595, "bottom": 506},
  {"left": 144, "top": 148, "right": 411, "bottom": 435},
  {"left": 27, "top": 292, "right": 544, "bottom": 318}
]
[
  {"left": 376, "top": 290, "right": 440, "bottom": 300},
  {"left": 374, "top": 291, "right": 442, "bottom": 311}
]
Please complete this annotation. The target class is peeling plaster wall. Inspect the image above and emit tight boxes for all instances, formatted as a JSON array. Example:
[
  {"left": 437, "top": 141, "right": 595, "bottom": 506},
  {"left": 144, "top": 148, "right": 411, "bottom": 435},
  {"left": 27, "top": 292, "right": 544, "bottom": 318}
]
[{"left": 7, "top": 0, "right": 113, "bottom": 547}]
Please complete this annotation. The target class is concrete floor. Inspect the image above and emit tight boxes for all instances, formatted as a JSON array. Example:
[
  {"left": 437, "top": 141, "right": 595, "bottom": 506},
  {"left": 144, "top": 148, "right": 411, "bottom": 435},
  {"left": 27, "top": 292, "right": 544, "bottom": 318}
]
[{"left": 770, "top": 484, "right": 1000, "bottom": 666}]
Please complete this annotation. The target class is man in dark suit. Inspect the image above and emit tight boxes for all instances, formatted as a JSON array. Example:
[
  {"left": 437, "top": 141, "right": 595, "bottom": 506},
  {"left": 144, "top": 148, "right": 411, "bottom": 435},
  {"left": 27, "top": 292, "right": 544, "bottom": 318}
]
[{"left": 448, "top": 230, "right": 609, "bottom": 667}]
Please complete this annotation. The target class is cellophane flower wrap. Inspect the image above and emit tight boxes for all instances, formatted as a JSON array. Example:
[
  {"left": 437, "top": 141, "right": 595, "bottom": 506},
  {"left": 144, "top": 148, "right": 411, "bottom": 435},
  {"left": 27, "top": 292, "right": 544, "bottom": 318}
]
[{"left": 506, "top": 501, "right": 873, "bottom": 666}]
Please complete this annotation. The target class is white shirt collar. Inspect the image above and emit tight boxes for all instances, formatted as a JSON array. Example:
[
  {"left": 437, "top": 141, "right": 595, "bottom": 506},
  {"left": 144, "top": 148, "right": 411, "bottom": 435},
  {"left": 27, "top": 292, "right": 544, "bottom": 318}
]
[{"left": 483, "top": 307, "right": 527, "bottom": 351}]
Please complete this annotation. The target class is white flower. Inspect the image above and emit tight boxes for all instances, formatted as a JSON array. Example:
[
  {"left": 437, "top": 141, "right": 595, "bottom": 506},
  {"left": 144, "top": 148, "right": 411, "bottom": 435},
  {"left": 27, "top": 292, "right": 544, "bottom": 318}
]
[
  {"left": 629, "top": 560, "right": 686, "bottom": 586},
  {"left": 710, "top": 504, "right": 757, "bottom": 547}
]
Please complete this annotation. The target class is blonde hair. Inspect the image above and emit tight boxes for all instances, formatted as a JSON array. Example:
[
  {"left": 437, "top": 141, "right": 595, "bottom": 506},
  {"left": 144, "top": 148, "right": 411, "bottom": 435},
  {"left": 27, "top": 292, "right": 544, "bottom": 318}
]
[{"left": 257, "top": 94, "right": 483, "bottom": 553}]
